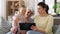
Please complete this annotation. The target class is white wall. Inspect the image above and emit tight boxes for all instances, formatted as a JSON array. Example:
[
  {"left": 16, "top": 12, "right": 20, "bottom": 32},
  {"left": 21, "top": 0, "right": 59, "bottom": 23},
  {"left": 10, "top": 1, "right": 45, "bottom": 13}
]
[
  {"left": 24, "top": 0, "right": 58, "bottom": 15},
  {"left": 45, "top": 0, "right": 56, "bottom": 15},
  {"left": 57, "top": 0, "right": 60, "bottom": 2},
  {"left": 0, "top": 0, "right": 6, "bottom": 19},
  {"left": 0, "top": 0, "right": 3, "bottom": 17},
  {"left": 24, "top": 0, "right": 43, "bottom": 16},
  {"left": 35, "top": 0, "right": 43, "bottom": 15},
  {"left": 24, "top": 0, "right": 35, "bottom": 10}
]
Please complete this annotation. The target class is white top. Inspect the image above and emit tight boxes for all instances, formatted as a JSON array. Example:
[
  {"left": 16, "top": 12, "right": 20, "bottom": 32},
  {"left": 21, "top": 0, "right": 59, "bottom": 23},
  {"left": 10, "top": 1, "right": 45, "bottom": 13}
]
[
  {"left": 12, "top": 14, "right": 25, "bottom": 27},
  {"left": 34, "top": 15, "right": 53, "bottom": 34}
]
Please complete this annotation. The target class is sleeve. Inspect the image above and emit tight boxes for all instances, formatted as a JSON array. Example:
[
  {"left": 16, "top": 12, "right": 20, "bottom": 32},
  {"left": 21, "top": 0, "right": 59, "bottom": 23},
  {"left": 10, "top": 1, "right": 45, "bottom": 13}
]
[
  {"left": 45, "top": 16, "right": 54, "bottom": 33},
  {"left": 34, "top": 16, "right": 39, "bottom": 27},
  {"left": 34, "top": 16, "right": 38, "bottom": 23},
  {"left": 12, "top": 14, "right": 19, "bottom": 27}
]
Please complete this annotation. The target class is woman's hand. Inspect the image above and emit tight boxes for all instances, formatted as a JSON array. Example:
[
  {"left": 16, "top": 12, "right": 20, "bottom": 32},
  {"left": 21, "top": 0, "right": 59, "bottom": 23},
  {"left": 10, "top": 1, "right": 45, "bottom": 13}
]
[
  {"left": 30, "top": 25, "right": 37, "bottom": 31},
  {"left": 30, "top": 25, "right": 46, "bottom": 34}
]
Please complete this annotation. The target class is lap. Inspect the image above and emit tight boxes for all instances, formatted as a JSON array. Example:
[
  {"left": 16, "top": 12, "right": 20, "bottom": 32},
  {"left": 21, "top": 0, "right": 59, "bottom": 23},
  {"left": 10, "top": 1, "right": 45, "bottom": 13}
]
[
  {"left": 26, "top": 30, "right": 43, "bottom": 34},
  {"left": 6, "top": 32, "right": 12, "bottom": 34}
]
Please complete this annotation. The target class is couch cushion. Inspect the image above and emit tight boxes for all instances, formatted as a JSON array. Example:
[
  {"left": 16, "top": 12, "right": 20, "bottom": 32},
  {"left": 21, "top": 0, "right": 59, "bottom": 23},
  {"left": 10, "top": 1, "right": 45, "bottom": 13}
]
[
  {"left": 52, "top": 25, "right": 59, "bottom": 33},
  {"left": 54, "top": 25, "right": 60, "bottom": 34},
  {"left": 0, "top": 17, "right": 12, "bottom": 34}
]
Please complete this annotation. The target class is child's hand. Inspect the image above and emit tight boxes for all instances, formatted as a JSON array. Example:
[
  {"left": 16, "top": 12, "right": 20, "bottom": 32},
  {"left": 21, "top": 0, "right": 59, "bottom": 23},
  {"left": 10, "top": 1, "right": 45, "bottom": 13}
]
[
  {"left": 20, "top": 30, "right": 26, "bottom": 34},
  {"left": 10, "top": 27, "right": 17, "bottom": 33}
]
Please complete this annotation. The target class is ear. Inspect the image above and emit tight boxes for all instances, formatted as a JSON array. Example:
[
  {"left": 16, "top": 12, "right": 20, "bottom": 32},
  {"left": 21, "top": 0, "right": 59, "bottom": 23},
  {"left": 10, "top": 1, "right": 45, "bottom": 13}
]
[{"left": 44, "top": 8, "right": 46, "bottom": 11}]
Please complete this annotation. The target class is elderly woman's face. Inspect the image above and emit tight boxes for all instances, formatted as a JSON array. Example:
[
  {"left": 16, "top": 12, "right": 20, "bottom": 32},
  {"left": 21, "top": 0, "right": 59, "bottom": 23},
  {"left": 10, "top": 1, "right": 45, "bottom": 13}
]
[{"left": 27, "top": 10, "right": 33, "bottom": 17}]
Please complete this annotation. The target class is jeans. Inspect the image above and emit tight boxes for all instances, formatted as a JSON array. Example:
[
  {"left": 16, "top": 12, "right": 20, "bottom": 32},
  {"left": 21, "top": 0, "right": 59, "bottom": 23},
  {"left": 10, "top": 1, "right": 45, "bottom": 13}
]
[
  {"left": 26, "top": 30, "right": 43, "bottom": 34},
  {"left": 6, "top": 32, "right": 12, "bottom": 34}
]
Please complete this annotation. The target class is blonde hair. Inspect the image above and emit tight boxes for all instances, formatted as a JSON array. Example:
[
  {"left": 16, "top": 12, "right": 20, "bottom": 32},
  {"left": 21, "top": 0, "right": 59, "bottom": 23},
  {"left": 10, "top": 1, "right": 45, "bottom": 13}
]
[
  {"left": 19, "top": 8, "right": 23, "bottom": 13},
  {"left": 19, "top": 6, "right": 26, "bottom": 14}
]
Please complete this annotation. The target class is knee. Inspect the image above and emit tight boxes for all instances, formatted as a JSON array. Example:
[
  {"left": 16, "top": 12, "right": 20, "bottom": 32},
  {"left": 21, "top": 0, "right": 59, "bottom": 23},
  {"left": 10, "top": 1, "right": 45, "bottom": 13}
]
[
  {"left": 26, "top": 31, "right": 34, "bottom": 34},
  {"left": 26, "top": 31, "right": 31, "bottom": 34},
  {"left": 26, "top": 31, "right": 43, "bottom": 34},
  {"left": 6, "top": 32, "right": 12, "bottom": 34}
]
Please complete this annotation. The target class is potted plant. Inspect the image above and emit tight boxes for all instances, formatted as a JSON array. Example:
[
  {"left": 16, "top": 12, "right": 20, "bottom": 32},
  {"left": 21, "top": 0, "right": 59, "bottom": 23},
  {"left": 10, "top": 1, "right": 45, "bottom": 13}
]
[{"left": 53, "top": 2, "right": 60, "bottom": 16}]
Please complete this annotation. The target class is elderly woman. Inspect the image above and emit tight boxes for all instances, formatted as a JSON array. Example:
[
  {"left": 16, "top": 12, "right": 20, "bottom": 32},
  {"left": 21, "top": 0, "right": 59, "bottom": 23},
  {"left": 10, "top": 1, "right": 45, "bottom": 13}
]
[
  {"left": 26, "top": 2, "right": 53, "bottom": 34},
  {"left": 20, "top": 8, "right": 34, "bottom": 34},
  {"left": 25, "top": 8, "right": 34, "bottom": 23}
]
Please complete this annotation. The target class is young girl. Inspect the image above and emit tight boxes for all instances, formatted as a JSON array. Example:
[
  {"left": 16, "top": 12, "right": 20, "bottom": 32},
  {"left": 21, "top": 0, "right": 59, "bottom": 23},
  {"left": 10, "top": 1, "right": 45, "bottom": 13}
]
[{"left": 11, "top": 5, "right": 26, "bottom": 34}]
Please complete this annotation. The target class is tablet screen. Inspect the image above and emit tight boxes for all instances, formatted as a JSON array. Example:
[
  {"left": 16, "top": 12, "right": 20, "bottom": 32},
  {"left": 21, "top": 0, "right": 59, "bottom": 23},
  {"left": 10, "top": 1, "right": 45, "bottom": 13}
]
[{"left": 19, "top": 23, "right": 35, "bottom": 30}]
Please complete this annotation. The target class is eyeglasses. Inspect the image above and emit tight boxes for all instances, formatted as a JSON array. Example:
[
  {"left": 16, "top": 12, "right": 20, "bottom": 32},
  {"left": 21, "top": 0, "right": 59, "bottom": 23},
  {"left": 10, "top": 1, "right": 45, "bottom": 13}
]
[{"left": 28, "top": 12, "right": 33, "bottom": 14}]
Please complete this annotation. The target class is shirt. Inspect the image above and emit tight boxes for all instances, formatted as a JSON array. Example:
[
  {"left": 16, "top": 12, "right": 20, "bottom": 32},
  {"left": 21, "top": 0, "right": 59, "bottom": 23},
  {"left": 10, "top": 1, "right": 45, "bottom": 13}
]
[
  {"left": 29, "top": 18, "right": 34, "bottom": 23},
  {"left": 12, "top": 14, "right": 25, "bottom": 27},
  {"left": 34, "top": 15, "right": 53, "bottom": 34}
]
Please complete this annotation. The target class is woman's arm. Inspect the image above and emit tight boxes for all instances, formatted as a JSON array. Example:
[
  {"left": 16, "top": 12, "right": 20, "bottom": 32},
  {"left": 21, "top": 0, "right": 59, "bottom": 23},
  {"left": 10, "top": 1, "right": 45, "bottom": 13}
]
[
  {"left": 31, "top": 25, "right": 46, "bottom": 34},
  {"left": 44, "top": 16, "right": 53, "bottom": 33},
  {"left": 33, "top": 16, "right": 46, "bottom": 34}
]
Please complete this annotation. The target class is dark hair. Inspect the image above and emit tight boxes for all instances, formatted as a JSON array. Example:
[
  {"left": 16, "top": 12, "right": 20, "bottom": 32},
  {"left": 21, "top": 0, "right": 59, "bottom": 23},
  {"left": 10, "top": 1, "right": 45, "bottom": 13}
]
[{"left": 38, "top": 2, "right": 49, "bottom": 14}]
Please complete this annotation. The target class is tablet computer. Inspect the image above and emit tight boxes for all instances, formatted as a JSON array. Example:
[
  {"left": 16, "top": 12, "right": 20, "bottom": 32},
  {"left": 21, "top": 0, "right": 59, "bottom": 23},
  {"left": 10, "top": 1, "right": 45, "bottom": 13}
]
[{"left": 19, "top": 23, "right": 35, "bottom": 30}]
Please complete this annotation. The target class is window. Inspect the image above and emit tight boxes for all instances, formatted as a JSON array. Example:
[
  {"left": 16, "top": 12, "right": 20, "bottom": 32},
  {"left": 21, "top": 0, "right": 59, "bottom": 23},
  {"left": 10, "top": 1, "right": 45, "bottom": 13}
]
[
  {"left": 45, "top": 0, "right": 56, "bottom": 15},
  {"left": 45, "top": 0, "right": 60, "bottom": 15},
  {"left": 34, "top": 0, "right": 43, "bottom": 16},
  {"left": 56, "top": 0, "right": 60, "bottom": 15}
]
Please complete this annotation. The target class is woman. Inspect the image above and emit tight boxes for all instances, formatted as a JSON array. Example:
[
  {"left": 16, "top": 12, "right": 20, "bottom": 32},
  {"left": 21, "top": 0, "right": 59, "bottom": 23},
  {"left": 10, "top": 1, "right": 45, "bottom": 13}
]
[{"left": 27, "top": 2, "right": 53, "bottom": 34}]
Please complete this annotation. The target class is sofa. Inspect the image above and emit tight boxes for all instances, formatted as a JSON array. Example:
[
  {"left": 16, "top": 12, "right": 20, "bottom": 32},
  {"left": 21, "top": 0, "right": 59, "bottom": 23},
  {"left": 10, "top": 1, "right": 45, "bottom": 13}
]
[
  {"left": 0, "top": 17, "right": 12, "bottom": 34},
  {"left": 53, "top": 18, "right": 60, "bottom": 34},
  {"left": 0, "top": 17, "right": 60, "bottom": 34}
]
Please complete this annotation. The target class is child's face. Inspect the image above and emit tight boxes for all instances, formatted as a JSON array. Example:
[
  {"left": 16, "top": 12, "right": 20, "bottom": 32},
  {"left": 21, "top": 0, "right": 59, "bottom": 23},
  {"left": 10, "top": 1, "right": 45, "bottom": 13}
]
[{"left": 21, "top": 7, "right": 26, "bottom": 15}]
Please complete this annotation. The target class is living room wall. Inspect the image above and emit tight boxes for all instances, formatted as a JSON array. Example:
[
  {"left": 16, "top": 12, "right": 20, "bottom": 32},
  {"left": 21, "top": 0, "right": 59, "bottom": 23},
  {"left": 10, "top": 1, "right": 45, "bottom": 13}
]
[{"left": 0, "top": 0, "right": 6, "bottom": 20}]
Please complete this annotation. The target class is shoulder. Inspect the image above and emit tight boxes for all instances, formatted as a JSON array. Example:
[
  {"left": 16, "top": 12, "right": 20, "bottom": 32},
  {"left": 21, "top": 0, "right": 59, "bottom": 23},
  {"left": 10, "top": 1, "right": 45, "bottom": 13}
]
[
  {"left": 49, "top": 15, "right": 53, "bottom": 17},
  {"left": 12, "top": 14, "right": 19, "bottom": 20},
  {"left": 34, "top": 15, "right": 40, "bottom": 22},
  {"left": 29, "top": 18, "right": 34, "bottom": 23},
  {"left": 48, "top": 15, "right": 53, "bottom": 19},
  {"left": 47, "top": 15, "right": 53, "bottom": 21},
  {"left": 34, "top": 15, "right": 39, "bottom": 19},
  {"left": 29, "top": 18, "right": 34, "bottom": 20}
]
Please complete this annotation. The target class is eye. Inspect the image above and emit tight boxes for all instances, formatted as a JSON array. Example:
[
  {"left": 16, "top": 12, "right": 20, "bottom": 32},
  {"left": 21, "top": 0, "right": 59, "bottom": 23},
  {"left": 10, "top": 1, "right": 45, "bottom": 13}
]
[
  {"left": 31, "top": 13, "right": 33, "bottom": 14},
  {"left": 28, "top": 12, "right": 30, "bottom": 13}
]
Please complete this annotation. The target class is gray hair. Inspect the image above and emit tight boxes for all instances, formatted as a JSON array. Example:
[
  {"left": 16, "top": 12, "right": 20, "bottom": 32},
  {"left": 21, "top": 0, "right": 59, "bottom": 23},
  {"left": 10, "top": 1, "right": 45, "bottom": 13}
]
[{"left": 25, "top": 7, "right": 34, "bottom": 16}]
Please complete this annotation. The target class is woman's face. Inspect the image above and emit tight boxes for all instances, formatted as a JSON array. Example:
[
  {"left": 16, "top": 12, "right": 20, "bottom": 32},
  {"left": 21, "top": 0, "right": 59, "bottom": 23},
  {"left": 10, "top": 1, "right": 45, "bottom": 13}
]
[
  {"left": 27, "top": 10, "right": 33, "bottom": 17},
  {"left": 37, "top": 6, "right": 45, "bottom": 14}
]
